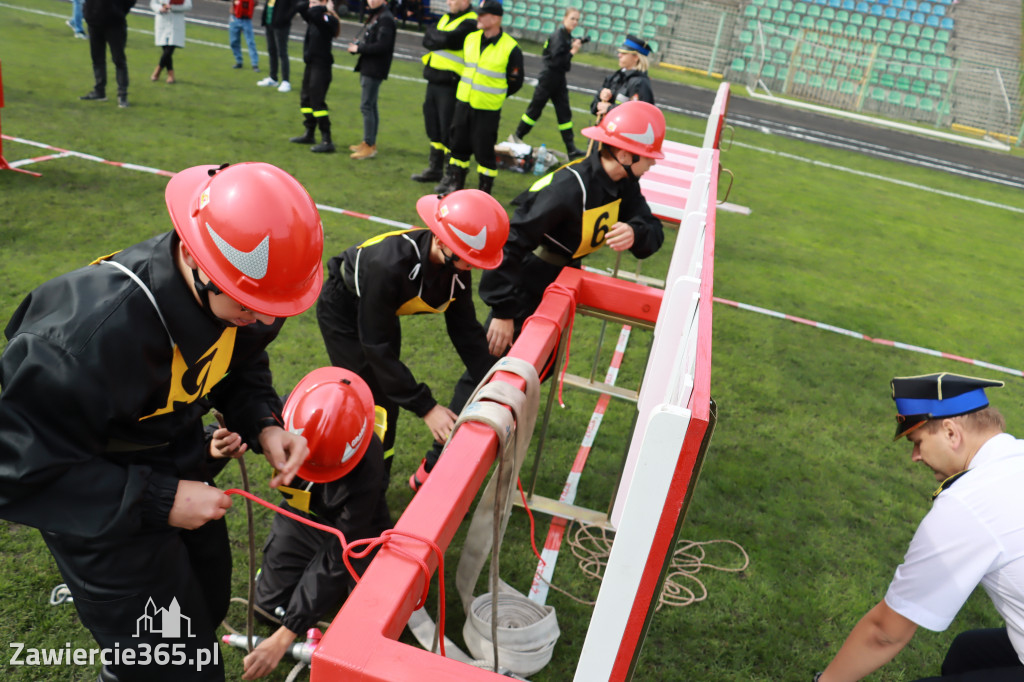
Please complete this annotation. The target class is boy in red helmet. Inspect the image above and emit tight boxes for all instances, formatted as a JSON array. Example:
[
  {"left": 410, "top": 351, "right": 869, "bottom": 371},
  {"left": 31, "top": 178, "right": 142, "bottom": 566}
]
[
  {"left": 234, "top": 367, "right": 392, "bottom": 680},
  {"left": 316, "top": 189, "right": 509, "bottom": 478},
  {"left": 0, "top": 162, "right": 323, "bottom": 682},
  {"left": 414, "top": 101, "right": 666, "bottom": 489}
]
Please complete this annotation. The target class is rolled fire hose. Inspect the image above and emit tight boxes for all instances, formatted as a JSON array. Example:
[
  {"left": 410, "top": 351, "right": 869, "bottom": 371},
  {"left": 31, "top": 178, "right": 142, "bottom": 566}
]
[{"left": 410, "top": 357, "right": 560, "bottom": 677}]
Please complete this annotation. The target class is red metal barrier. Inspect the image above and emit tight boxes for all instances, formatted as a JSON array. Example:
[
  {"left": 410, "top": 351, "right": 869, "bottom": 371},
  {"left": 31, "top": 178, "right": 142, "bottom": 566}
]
[{"left": 311, "top": 271, "right": 662, "bottom": 681}]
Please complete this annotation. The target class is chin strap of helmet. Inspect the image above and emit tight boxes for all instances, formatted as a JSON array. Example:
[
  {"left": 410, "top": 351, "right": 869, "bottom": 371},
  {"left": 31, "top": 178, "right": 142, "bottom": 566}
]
[
  {"left": 190, "top": 269, "right": 229, "bottom": 327},
  {"left": 616, "top": 152, "right": 642, "bottom": 182}
]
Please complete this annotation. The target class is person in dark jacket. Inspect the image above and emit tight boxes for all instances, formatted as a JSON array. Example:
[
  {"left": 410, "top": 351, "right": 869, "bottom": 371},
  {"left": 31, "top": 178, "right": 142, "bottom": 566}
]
[
  {"left": 257, "top": 0, "right": 295, "bottom": 91},
  {"left": 0, "top": 162, "right": 324, "bottom": 682},
  {"left": 412, "top": 102, "right": 666, "bottom": 490},
  {"left": 315, "top": 190, "right": 509, "bottom": 477},
  {"left": 347, "top": 0, "right": 396, "bottom": 160},
  {"left": 590, "top": 34, "right": 655, "bottom": 117},
  {"left": 434, "top": 0, "right": 525, "bottom": 196},
  {"left": 409, "top": 0, "right": 477, "bottom": 183},
  {"left": 288, "top": 0, "right": 341, "bottom": 153},
  {"left": 80, "top": 0, "right": 136, "bottom": 107},
  {"left": 239, "top": 367, "right": 392, "bottom": 680},
  {"left": 513, "top": 7, "right": 585, "bottom": 159}
]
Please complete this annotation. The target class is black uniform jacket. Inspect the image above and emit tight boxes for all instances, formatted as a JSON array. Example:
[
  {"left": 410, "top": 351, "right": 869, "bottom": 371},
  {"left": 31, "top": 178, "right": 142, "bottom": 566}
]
[
  {"left": 480, "top": 153, "right": 664, "bottom": 320},
  {"left": 0, "top": 232, "right": 285, "bottom": 539},
  {"left": 353, "top": 4, "right": 397, "bottom": 80},
  {"left": 421, "top": 8, "right": 478, "bottom": 86},
  {"left": 269, "top": 435, "right": 391, "bottom": 635},
  {"left": 322, "top": 228, "right": 493, "bottom": 418},
  {"left": 295, "top": 2, "right": 337, "bottom": 64},
  {"left": 589, "top": 68, "right": 655, "bottom": 114},
  {"left": 540, "top": 25, "right": 575, "bottom": 80}
]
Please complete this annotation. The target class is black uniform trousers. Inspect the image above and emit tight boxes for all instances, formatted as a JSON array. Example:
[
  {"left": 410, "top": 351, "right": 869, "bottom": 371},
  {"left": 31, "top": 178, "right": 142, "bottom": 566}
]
[
  {"left": 299, "top": 61, "right": 332, "bottom": 135},
  {"left": 422, "top": 82, "right": 458, "bottom": 150},
  {"left": 914, "top": 628, "right": 1024, "bottom": 681},
  {"left": 448, "top": 103, "right": 501, "bottom": 174},
  {"left": 87, "top": 20, "right": 128, "bottom": 97},
  {"left": 315, "top": 278, "right": 398, "bottom": 476},
  {"left": 425, "top": 255, "right": 564, "bottom": 471},
  {"left": 42, "top": 518, "right": 231, "bottom": 681},
  {"left": 522, "top": 72, "right": 572, "bottom": 128}
]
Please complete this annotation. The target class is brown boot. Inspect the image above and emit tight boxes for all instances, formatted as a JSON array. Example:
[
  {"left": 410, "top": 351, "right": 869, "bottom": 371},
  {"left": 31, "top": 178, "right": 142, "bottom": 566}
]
[
  {"left": 151, "top": 66, "right": 162, "bottom": 82},
  {"left": 349, "top": 141, "right": 367, "bottom": 153},
  {"left": 351, "top": 144, "right": 377, "bottom": 160},
  {"left": 165, "top": 70, "right": 176, "bottom": 84}
]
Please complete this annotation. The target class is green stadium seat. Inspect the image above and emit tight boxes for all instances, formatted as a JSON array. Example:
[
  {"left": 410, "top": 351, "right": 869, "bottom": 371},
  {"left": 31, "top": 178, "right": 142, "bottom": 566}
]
[
  {"left": 873, "top": 29, "right": 886, "bottom": 42},
  {"left": 511, "top": 14, "right": 527, "bottom": 29},
  {"left": 937, "top": 55, "right": 952, "bottom": 70},
  {"left": 822, "top": 7, "right": 835, "bottom": 19},
  {"left": 807, "top": 3, "right": 821, "bottom": 16},
  {"left": 774, "top": 50, "right": 789, "bottom": 64},
  {"left": 878, "top": 44, "right": 893, "bottom": 58},
  {"left": 611, "top": 18, "right": 626, "bottom": 32},
  {"left": 933, "top": 69, "right": 948, "bottom": 85},
  {"left": 887, "top": 90, "right": 903, "bottom": 105},
  {"left": 887, "top": 32, "right": 902, "bottom": 46},
  {"left": 787, "top": 12, "right": 801, "bottom": 26},
  {"left": 935, "top": 29, "right": 950, "bottom": 42},
  {"left": 903, "top": 64, "right": 918, "bottom": 78},
  {"left": 840, "top": 79, "right": 857, "bottom": 95},
  {"left": 837, "top": 9, "right": 849, "bottom": 21},
  {"left": 524, "top": 4, "right": 541, "bottom": 16},
  {"left": 903, "top": 93, "right": 918, "bottom": 109},
  {"left": 784, "top": 37, "right": 797, "bottom": 51},
  {"left": 907, "top": 22, "right": 921, "bottom": 36},
  {"left": 650, "top": 0, "right": 667, "bottom": 10},
  {"left": 739, "top": 30, "right": 755, "bottom": 44},
  {"left": 843, "top": 23, "right": 857, "bottom": 37},
  {"left": 526, "top": 17, "right": 541, "bottom": 31},
  {"left": 542, "top": 20, "right": 557, "bottom": 33},
  {"left": 920, "top": 25, "right": 935, "bottom": 39},
  {"left": 761, "top": 63, "right": 776, "bottom": 78},
  {"left": 795, "top": 1, "right": 808, "bottom": 12},
  {"left": 801, "top": 14, "right": 815, "bottom": 28},
  {"left": 781, "top": 0, "right": 794, "bottom": 10},
  {"left": 878, "top": 17, "right": 892, "bottom": 30},
  {"left": 611, "top": 5, "right": 626, "bottom": 18},
  {"left": 802, "top": 57, "right": 817, "bottom": 71},
  {"left": 654, "top": 13, "right": 668, "bottom": 27},
  {"left": 849, "top": 65, "right": 864, "bottom": 80},
  {"left": 863, "top": 14, "right": 878, "bottom": 28},
  {"left": 849, "top": 12, "right": 863, "bottom": 25},
  {"left": 902, "top": 35, "right": 916, "bottom": 48},
  {"left": 815, "top": 18, "right": 829, "bottom": 30},
  {"left": 926, "top": 82, "right": 941, "bottom": 97},
  {"left": 834, "top": 62, "right": 849, "bottom": 77},
  {"left": 597, "top": 16, "right": 611, "bottom": 29},
  {"left": 886, "top": 61, "right": 901, "bottom": 74},
  {"left": 820, "top": 60, "right": 834, "bottom": 75},
  {"left": 765, "top": 0, "right": 780, "bottom": 7},
  {"left": 918, "top": 96, "right": 934, "bottom": 112},
  {"left": 894, "top": 47, "right": 907, "bottom": 60},
  {"left": 828, "top": 20, "right": 841, "bottom": 33},
  {"left": 813, "top": 44, "right": 827, "bottom": 58},
  {"left": 858, "top": 26, "right": 872, "bottom": 40},
  {"left": 870, "top": 86, "right": 886, "bottom": 102},
  {"left": 911, "top": 78, "right": 926, "bottom": 93},
  {"left": 895, "top": 76, "right": 910, "bottom": 90},
  {"left": 769, "top": 35, "right": 783, "bottom": 49},
  {"left": 809, "top": 74, "right": 824, "bottom": 87},
  {"left": 627, "top": 7, "right": 641, "bottom": 21},
  {"left": 880, "top": 72, "right": 894, "bottom": 87},
  {"left": 918, "top": 66, "right": 932, "bottom": 80},
  {"left": 892, "top": 21, "right": 906, "bottom": 33}
]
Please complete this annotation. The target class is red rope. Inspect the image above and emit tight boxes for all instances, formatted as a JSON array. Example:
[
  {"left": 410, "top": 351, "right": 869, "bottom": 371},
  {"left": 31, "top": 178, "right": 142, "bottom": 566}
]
[
  {"left": 517, "top": 476, "right": 546, "bottom": 567},
  {"left": 223, "top": 488, "right": 447, "bottom": 657}
]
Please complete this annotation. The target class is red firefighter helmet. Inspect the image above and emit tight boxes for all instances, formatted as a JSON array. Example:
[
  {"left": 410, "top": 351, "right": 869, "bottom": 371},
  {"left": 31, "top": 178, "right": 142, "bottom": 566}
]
[
  {"left": 415, "top": 189, "right": 509, "bottom": 270},
  {"left": 165, "top": 163, "right": 324, "bottom": 318},
  {"left": 284, "top": 367, "right": 377, "bottom": 483},
  {"left": 581, "top": 100, "right": 666, "bottom": 160}
]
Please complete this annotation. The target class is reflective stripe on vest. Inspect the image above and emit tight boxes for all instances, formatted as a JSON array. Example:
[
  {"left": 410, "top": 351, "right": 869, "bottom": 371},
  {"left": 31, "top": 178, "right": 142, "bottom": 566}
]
[
  {"left": 422, "top": 11, "right": 478, "bottom": 75},
  {"left": 457, "top": 31, "right": 518, "bottom": 111}
]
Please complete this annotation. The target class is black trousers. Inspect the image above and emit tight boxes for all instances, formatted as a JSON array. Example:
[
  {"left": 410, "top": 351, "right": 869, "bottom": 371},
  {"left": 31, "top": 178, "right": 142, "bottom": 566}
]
[
  {"left": 158, "top": 45, "right": 176, "bottom": 71},
  {"left": 265, "top": 24, "right": 291, "bottom": 82},
  {"left": 915, "top": 628, "right": 1024, "bottom": 681},
  {"left": 315, "top": 279, "right": 398, "bottom": 471},
  {"left": 422, "top": 81, "right": 457, "bottom": 149},
  {"left": 43, "top": 518, "right": 231, "bottom": 681},
  {"left": 448, "top": 103, "right": 501, "bottom": 174},
  {"left": 87, "top": 20, "right": 128, "bottom": 97},
  {"left": 522, "top": 72, "right": 572, "bottom": 128},
  {"left": 300, "top": 61, "right": 332, "bottom": 134}
]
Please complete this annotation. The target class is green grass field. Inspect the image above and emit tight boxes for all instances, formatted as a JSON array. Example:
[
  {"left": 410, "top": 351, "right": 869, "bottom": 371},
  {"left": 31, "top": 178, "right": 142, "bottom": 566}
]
[{"left": 2, "top": 2, "right": 1024, "bottom": 680}]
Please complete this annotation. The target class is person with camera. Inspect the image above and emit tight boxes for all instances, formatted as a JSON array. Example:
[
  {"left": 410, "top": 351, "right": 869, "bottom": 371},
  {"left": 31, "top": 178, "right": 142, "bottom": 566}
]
[
  {"left": 511, "top": 7, "right": 586, "bottom": 160},
  {"left": 590, "top": 34, "right": 654, "bottom": 117}
]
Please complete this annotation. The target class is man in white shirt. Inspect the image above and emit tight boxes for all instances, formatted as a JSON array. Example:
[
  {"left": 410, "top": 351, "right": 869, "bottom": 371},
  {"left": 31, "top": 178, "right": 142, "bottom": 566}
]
[{"left": 817, "top": 372, "right": 1024, "bottom": 682}]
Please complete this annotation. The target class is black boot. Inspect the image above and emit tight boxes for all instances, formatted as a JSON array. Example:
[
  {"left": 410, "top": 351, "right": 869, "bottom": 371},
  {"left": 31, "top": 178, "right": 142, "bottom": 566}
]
[
  {"left": 477, "top": 174, "right": 495, "bottom": 195},
  {"left": 311, "top": 121, "right": 335, "bottom": 153},
  {"left": 411, "top": 148, "right": 445, "bottom": 182},
  {"left": 514, "top": 120, "right": 532, "bottom": 142},
  {"left": 290, "top": 122, "right": 316, "bottom": 144},
  {"left": 433, "top": 164, "right": 467, "bottom": 196},
  {"left": 563, "top": 129, "right": 586, "bottom": 160}
]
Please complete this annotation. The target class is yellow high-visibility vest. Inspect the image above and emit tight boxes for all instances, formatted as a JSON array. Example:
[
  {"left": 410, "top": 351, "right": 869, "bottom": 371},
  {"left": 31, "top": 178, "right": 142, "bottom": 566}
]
[
  {"left": 457, "top": 30, "right": 518, "bottom": 111},
  {"left": 422, "top": 11, "right": 478, "bottom": 75}
]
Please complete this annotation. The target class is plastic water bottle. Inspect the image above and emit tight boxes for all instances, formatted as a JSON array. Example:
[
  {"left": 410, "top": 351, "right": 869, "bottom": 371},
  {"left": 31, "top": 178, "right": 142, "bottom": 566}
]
[{"left": 532, "top": 144, "right": 547, "bottom": 176}]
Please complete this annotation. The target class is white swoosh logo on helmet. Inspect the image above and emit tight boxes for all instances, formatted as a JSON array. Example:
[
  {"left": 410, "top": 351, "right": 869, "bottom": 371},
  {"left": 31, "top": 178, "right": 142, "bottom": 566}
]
[
  {"left": 342, "top": 418, "right": 368, "bottom": 463},
  {"left": 449, "top": 224, "right": 487, "bottom": 251},
  {"left": 206, "top": 223, "right": 270, "bottom": 280},
  {"left": 620, "top": 123, "right": 655, "bottom": 146}
]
